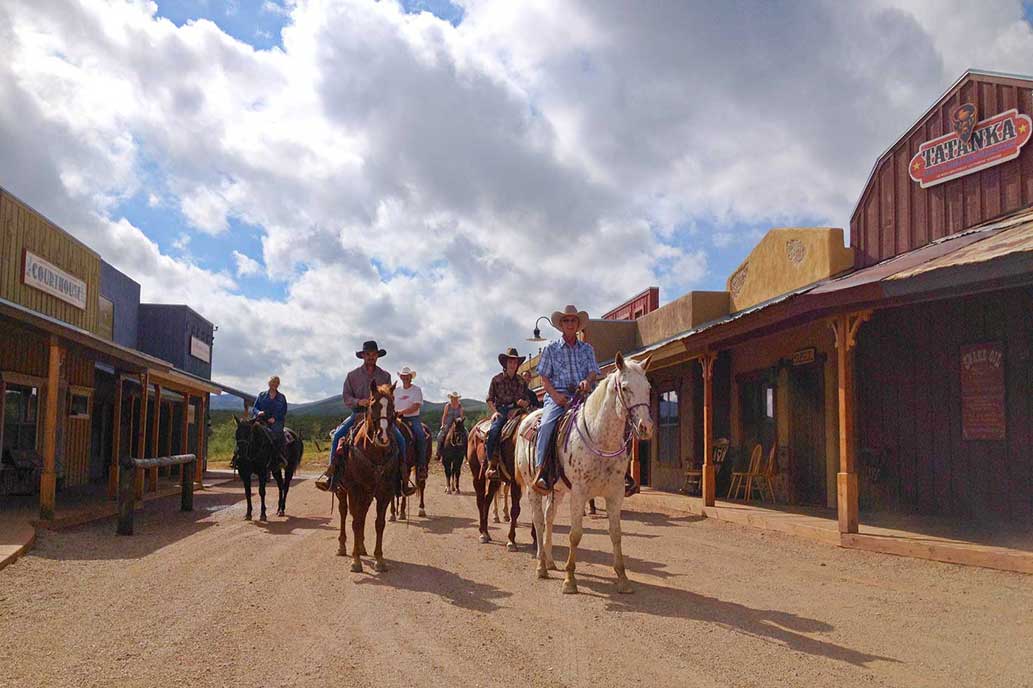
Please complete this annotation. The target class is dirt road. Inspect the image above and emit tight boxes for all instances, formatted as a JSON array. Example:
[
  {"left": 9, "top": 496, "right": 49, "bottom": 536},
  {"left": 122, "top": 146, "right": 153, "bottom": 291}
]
[{"left": 2, "top": 471, "right": 1031, "bottom": 688}]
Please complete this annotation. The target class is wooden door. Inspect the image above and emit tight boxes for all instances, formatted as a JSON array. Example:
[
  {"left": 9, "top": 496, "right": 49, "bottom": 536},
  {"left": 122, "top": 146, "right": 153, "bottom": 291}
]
[
  {"left": 789, "top": 364, "right": 826, "bottom": 505},
  {"left": 739, "top": 376, "right": 777, "bottom": 469}
]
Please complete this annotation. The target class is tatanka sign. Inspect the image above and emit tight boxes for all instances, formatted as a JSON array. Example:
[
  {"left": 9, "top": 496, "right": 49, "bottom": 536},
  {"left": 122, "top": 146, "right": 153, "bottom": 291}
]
[
  {"left": 22, "top": 250, "right": 88, "bottom": 310},
  {"left": 909, "top": 107, "right": 1032, "bottom": 188}
]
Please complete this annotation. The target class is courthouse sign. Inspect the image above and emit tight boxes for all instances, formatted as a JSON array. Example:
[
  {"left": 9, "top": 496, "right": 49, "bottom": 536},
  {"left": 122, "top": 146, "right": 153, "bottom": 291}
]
[
  {"left": 22, "top": 250, "right": 88, "bottom": 310},
  {"left": 909, "top": 107, "right": 1032, "bottom": 188}
]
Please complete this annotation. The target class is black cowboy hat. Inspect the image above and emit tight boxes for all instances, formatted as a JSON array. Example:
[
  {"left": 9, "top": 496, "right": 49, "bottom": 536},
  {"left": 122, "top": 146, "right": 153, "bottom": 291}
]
[
  {"left": 498, "top": 347, "right": 526, "bottom": 368},
  {"left": 356, "top": 340, "right": 388, "bottom": 359}
]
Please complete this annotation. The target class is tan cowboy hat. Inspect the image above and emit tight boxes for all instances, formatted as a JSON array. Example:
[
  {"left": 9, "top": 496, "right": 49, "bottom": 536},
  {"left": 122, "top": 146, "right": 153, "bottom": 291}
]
[
  {"left": 498, "top": 347, "right": 527, "bottom": 368},
  {"left": 398, "top": 366, "right": 416, "bottom": 379},
  {"left": 551, "top": 304, "right": 589, "bottom": 332},
  {"left": 447, "top": 391, "right": 461, "bottom": 400}
]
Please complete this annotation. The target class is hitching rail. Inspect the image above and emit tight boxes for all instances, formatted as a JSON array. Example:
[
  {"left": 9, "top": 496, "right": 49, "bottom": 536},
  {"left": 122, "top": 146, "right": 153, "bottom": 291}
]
[{"left": 117, "top": 454, "right": 196, "bottom": 535}]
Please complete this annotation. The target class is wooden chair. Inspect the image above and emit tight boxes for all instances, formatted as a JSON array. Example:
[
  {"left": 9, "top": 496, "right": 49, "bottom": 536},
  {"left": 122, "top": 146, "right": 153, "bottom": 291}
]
[
  {"left": 728, "top": 443, "right": 762, "bottom": 500},
  {"left": 752, "top": 444, "right": 778, "bottom": 503},
  {"left": 680, "top": 438, "right": 729, "bottom": 495}
]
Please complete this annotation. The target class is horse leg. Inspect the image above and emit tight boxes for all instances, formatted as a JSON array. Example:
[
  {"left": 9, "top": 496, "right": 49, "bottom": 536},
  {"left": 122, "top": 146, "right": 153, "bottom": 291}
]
[
  {"left": 337, "top": 489, "right": 349, "bottom": 556},
  {"left": 492, "top": 490, "right": 500, "bottom": 523},
  {"left": 350, "top": 494, "right": 369, "bottom": 573},
  {"left": 373, "top": 494, "right": 389, "bottom": 572},
  {"left": 389, "top": 494, "right": 397, "bottom": 522},
  {"left": 543, "top": 492, "right": 558, "bottom": 571},
  {"left": 480, "top": 479, "right": 499, "bottom": 544},
  {"left": 563, "top": 493, "right": 587, "bottom": 594},
  {"left": 506, "top": 481, "right": 521, "bottom": 551},
  {"left": 605, "top": 494, "right": 632, "bottom": 594},
  {"left": 418, "top": 479, "right": 426, "bottom": 517},
  {"left": 258, "top": 472, "right": 268, "bottom": 521},
  {"left": 272, "top": 468, "right": 285, "bottom": 517},
  {"left": 529, "top": 492, "right": 548, "bottom": 579},
  {"left": 242, "top": 470, "right": 253, "bottom": 521},
  {"left": 399, "top": 493, "right": 407, "bottom": 521},
  {"left": 503, "top": 485, "right": 511, "bottom": 522}
]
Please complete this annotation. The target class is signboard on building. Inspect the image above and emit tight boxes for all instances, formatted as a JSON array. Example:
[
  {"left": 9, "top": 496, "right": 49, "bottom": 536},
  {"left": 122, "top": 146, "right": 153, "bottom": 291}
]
[
  {"left": 190, "top": 336, "right": 211, "bottom": 363},
  {"left": 791, "top": 347, "right": 816, "bottom": 366},
  {"left": 909, "top": 108, "right": 1032, "bottom": 188},
  {"left": 22, "top": 251, "right": 88, "bottom": 310},
  {"left": 960, "top": 342, "right": 1006, "bottom": 441}
]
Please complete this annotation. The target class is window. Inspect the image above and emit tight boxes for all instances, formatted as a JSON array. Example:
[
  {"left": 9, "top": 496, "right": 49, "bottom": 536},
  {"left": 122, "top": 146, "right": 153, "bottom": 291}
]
[
  {"left": 68, "top": 390, "right": 90, "bottom": 419},
  {"left": 657, "top": 389, "right": 680, "bottom": 465},
  {"left": 3, "top": 385, "right": 39, "bottom": 452}
]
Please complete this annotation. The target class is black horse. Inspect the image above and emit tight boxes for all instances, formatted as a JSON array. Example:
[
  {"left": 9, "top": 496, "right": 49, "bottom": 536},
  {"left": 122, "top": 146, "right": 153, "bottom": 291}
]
[
  {"left": 233, "top": 417, "right": 304, "bottom": 520},
  {"left": 439, "top": 415, "right": 467, "bottom": 494}
]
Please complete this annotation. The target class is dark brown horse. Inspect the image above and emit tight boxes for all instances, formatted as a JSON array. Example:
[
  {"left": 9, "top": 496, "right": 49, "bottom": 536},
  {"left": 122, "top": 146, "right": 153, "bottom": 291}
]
[
  {"left": 391, "top": 420, "right": 432, "bottom": 520},
  {"left": 468, "top": 415, "right": 523, "bottom": 550},
  {"left": 439, "top": 415, "right": 467, "bottom": 494},
  {"left": 336, "top": 381, "right": 401, "bottom": 573},
  {"left": 232, "top": 417, "right": 304, "bottom": 520}
]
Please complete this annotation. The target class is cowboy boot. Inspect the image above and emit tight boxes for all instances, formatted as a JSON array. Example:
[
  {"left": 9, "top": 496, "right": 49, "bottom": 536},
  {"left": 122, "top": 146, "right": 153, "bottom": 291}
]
[
  {"left": 315, "top": 444, "right": 346, "bottom": 492},
  {"left": 485, "top": 451, "right": 501, "bottom": 480},
  {"left": 624, "top": 472, "right": 639, "bottom": 498}
]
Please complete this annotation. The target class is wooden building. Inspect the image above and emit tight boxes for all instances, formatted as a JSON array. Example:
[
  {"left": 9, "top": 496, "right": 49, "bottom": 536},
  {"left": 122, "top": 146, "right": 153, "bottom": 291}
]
[
  {"left": 0, "top": 187, "right": 238, "bottom": 519},
  {"left": 578, "top": 70, "right": 1033, "bottom": 533}
]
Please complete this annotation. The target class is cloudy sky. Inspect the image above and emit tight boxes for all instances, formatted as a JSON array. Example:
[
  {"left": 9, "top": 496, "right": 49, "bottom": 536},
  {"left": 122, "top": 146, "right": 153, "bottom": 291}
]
[{"left": 3, "top": 0, "right": 1033, "bottom": 402}]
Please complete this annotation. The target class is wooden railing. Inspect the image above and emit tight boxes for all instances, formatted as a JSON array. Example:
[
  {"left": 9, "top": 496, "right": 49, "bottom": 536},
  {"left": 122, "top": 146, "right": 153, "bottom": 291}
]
[{"left": 117, "top": 454, "right": 196, "bottom": 535}]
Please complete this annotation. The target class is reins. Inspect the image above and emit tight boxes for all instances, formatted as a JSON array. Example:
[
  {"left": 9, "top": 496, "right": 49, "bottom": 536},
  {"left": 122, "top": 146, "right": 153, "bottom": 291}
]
[{"left": 567, "top": 374, "right": 651, "bottom": 459}]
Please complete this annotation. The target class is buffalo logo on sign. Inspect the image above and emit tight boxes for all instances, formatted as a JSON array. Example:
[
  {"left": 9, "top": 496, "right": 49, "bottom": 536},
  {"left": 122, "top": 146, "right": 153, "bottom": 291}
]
[
  {"left": 909, "top": 108, "right": 1032, "bottom": 188},
  {"left": 951, "top": 103, "right": 977, "bottom": 145}
]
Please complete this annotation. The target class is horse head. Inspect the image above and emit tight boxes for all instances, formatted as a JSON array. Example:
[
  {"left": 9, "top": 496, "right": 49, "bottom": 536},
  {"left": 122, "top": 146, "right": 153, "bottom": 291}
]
[
  {"left": 364, "top": 380, "right": 397, "bottom": 448},
  {"left": 234, "top": 415, "right": 274, "bottom": 468},
  {"left": 448, "top": 415, "right": 467, "bottom": 446},
  {"left": 614, "top": 351, "right": 654, "bottom": 441}
]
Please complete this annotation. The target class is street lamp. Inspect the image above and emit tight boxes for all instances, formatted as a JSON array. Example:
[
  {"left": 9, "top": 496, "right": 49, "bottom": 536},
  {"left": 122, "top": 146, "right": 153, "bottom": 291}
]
[{"left": 527, "top": 316, "right": 552, "bottom": 343}]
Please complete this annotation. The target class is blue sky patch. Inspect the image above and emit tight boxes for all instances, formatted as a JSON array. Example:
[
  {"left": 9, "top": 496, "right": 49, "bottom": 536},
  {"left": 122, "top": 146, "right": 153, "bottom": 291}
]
[{"left": 154, "top": 0, "right": 291, "bottom": 50}]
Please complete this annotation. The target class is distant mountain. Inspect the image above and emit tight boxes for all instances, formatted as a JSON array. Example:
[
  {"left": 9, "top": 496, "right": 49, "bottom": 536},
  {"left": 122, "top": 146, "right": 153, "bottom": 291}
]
[{"left": 211, "top": 393, "right": 487, "bottom": 418}]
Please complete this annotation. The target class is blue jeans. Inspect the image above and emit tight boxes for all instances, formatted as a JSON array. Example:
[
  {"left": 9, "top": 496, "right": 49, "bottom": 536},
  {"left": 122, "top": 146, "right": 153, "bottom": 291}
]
[
  {"left": 535, "top": 396, "right": 567, "bottom": 469},
  {"left": 329, "top": 415, "right": 406, "bottom": 464},
  {"left": 486, "top": 405, "right": 514, "bottom": 460},
  {"left": 402, "top": 417, "right": 428, "bottom": 466}
]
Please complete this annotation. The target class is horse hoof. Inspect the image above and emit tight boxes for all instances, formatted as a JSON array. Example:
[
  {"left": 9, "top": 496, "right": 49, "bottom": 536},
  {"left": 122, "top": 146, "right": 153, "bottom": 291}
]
[
  {"left": 359, "top": 546, "right": 369, "bottom": 556},
  {"left": 350, "top": 561, "right": 363, "bottom": 573},
  {"left": 562, "top": 579, "right": 579, "bottom": 595},
  {"left": 374, "top": 560, "right": 388, "bottom": 573},
  {"left": 478, "top": 533, "right": 490, "bottom": 544},
  {"left": 492, "top": 516, "right": 500, "bottom": 524},
  {"left": 536, "top": 566, "right": 549, "bottom": 579},
  {"left": 244, "top": 513, "right": 252, "bottom": 521},
  {"left": 418, "top": 509, "right": 426, "bottom": 517},
  {"left": 276, "top": 509, "right": 285, "bottom": 517},
  {"left": 547, "top": 561, "right": 559, "bottom": 571},
  {"left": 503, "top": 515, "right": 511, "bottom": 523},
  {"left": 259, "top": 513, "right": 267, "bottom": 522},
  {"left": 337, "top": 547, "right": 347, "bottom": 557},
  {"left": 506, "top": 541, "right": 517, "bottom": 552},
  {"left": 616, "top": 579, "right": 634, "bottom": 594},
  {"left": 389, "top": 514, "right": 396, "bottom": 522}
]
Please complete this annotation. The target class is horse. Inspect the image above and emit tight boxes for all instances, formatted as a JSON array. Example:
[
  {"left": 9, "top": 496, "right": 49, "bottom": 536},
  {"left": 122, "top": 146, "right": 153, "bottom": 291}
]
[
  {"left": 439, "top": 415, "right": 467, "bottom": 495},
  {"left": 232, "top": 417, "right": 304, "bottom": 520},
  {"left": 468, "top": 412, "right": 524, "bottom": 550},
  {"left": 514, "top": 352, "right": 653, "bottom": 594},
  {"left": 336, "top": 381, "right": 402, "bottom": 573},
  {"left": 391, "top": 420, "right": 432, "bottom": 520}
]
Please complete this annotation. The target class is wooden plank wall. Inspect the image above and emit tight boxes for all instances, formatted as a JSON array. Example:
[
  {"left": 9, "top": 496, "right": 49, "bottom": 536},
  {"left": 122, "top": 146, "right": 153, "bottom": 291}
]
[
  {"left": 851, "top": 74, "right": 1033, "bottom": 267},
  {"left": 856, "top": 286, "right": 1033, "bottom": 522},
  {"left": 0, "top": 189, "right": 101, "bottom": 333}
]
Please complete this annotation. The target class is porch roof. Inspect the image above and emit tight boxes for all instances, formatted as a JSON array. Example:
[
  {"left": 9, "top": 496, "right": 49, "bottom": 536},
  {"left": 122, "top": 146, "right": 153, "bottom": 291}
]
[{"left": 614, "top": 206, "right": 1033, "bottom": 368}]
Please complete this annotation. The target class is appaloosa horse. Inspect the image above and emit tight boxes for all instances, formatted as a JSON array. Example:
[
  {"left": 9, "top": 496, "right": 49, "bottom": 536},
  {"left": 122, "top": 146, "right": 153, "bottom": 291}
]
[
  {"left": 391, "top": 420, "right": 432, "bottom": 520},
  {"left": 468, "top": 412, "right": 524, "bottom": 550},
  {"left": 233, "top": 417, "right": 304, "bottom": 520},
  {"left": 514, "top": 352, "right": 653, "bottom": 594},
  {"left": 336, "top": 381, "right": 402, "bottom": 573},
  {"left": 439, "top": 415, "right": 467, "bottom": 495}
]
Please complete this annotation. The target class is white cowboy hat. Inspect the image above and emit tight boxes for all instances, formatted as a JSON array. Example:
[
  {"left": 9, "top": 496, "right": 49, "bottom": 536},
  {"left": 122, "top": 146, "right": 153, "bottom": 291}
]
[
  {"left": 398, "top": 366, "right": 416, "bottom": 379},
  {"left": 550, "top": 304, "right": 589, "bottom": 332},
  {"left": 447, "top": 391, "right": 461, "bottom": 399}
]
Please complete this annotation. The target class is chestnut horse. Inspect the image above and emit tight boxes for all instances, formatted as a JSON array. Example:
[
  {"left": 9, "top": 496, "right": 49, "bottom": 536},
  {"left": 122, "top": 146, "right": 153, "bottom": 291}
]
[
  {"left": 336, "top": 382, "right": 402, "bottom": 573},
  {"left": 468, "top": 414, "right": 523, "bottom": 550}
]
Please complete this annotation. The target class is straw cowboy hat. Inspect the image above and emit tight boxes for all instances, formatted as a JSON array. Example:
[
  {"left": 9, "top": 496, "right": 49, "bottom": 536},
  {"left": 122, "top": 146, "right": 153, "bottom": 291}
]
[
  {"left": 398, "top": 366, "right": 416, "bottom": 379},
  {"left": 355, "top": 340, "right": 387, "bottom": 358},
  {"left": 551, "top": 304, "right": 589, "bottom": 332},
  {"left": 447, "top": 391, "right": 461, "bottom": 400},
  {"left": 498, "top": 347, "right": 527, "bottom": 368}
]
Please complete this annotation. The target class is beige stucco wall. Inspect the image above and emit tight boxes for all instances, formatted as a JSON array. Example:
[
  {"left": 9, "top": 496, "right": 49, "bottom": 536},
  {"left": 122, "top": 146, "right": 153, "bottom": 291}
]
[
  {"left": 726, "top": 228, "right": 854, "bottom": 312},
  {"left": 584, "top": 319, "right": 640, "bottom": 364},
  {"left": 726, "top": 319, "right": 840, "bottom": 507},
  {"left": 635, "top": 291, "right": 730, "bottom": 347}
]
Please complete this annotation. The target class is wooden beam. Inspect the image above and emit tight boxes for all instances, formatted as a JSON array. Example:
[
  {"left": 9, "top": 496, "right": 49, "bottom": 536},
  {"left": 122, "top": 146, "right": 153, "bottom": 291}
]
[
  {"left": 148, "top": 385, "right": 162, "bottom": 492},
  {"left": 107, "top": 375, "right": 123, "bottom": 499},
  {"left": 830, "top": 311, "right": 869, "bottom": 534},
  {"left": 700, "top": 351, "right": 718, "bottom": 507},
  {"left": 135, "top": 373, "right": 149, "bottom": 500},
  {"left": 39, "top": 336, "right": 61, "bottom": 520}
]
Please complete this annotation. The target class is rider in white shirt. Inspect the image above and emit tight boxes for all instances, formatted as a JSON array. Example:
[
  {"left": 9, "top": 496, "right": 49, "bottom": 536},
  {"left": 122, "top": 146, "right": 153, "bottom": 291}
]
[{"left": 396, "top": 367, "right": 428, "bottom": 467}]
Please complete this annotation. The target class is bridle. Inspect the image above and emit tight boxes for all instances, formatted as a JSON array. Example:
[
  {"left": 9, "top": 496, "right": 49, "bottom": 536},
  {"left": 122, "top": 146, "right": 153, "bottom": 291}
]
[
  {"left": 569, "top": 372, "right": 652, "bottom": 459},
  {"left": 447, "top": 417, "right": 466, "bottom": 447}
]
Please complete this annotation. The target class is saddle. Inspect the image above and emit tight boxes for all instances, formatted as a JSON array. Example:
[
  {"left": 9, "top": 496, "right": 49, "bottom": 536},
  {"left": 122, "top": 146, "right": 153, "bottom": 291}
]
[
  {"left": 519, "top": 407, "right": 577, "bottom": 490},
  {"left": 472, "top": 411, "right": 527, "bottom": 443}
]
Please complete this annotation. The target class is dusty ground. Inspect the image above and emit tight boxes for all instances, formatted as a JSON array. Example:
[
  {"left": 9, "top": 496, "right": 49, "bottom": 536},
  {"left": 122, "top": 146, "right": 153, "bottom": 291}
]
[{"left": 2, "top": 466, "right": 1031, "bottom": 688}]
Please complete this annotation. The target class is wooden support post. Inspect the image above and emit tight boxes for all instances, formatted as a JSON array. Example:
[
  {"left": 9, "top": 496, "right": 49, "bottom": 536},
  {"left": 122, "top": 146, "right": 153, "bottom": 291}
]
[
  {"left": 181, "top": 456, "right": 194, "bottom": 512},
  {"left": 148, "top": 385, "right": 162, "bottom": 492},
  {"left": 107, "top": 375, "right": 123, "bottom": 499},
  {"left": 195, "top": 394, "right": 207, "bottom": 487},
  {"left": 700, "top": 351, "right": 718, "bottom": 507},
  {"left": 39, "top": 336, "right": 62, "bottom": 521},
  {"left": 0, "top": 377, "right": 6, "bottom": 470},
  {"left": 830, "top": 311, "right": 871, "bottom": 534},
  {"left": 181, "top": 395, "right": 191, "bottom": 481},
  {"left": 135, "top": 373, "right": 149, "bottom": 500},
  {"left": 630, "top": 435, "right": 640, "bottom": 484},
  {"left": 117, "top": 449, "right": 135, "bottom": 535}
]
